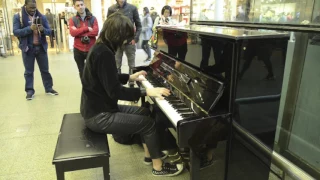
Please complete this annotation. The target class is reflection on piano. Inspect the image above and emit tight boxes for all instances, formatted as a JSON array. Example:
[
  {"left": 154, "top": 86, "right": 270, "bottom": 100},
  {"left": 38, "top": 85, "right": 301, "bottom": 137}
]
[
  {"left": 136, "top": 49, "right": 230, "bottom": 180},
  {"left": 136, "top": 24, "right": 289, "bottom": 180},
  {"left": 140, "top": 52, "right": 225, "bottom": 127}
]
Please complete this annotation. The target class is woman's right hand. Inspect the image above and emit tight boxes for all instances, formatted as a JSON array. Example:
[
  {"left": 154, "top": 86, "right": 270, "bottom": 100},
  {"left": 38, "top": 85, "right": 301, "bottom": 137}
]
[{"left": 146, "top": 88, "right": 170, "bottom": 99}]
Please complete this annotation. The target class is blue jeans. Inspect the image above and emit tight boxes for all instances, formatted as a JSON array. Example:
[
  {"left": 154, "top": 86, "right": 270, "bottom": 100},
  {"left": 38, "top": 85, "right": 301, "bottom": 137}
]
[{"left": 22, "top": 45, "right": 53, "bottom": 94}]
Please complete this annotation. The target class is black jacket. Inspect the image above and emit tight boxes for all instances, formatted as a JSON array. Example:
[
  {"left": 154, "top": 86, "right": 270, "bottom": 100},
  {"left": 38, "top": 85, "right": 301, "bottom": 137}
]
[
  {"left": 80, "top": 42, "right": 142, "bottom": 119},
  {"left": 107, "top": 2, "right": 142, "bottom": 42}
]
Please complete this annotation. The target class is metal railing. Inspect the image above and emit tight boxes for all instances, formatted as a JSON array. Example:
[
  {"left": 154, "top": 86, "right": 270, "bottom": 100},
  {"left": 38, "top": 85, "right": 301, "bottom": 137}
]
[
  {"left": 235, "top": 94, "right": 281, "bottom": 104},
  {"left": 232, "top": 121, "right": 315, "bottom": 180}
]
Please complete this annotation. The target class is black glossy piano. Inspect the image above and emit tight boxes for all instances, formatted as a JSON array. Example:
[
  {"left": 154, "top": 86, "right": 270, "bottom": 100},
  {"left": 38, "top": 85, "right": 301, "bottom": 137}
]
[{"left": 136, "top": 25, "right": 289, "bottom": 180}]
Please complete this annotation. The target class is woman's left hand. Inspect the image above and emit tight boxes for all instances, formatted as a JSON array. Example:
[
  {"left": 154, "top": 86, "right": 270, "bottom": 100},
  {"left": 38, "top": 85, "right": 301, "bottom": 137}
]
[{"left": 129, "top": 71, "right": 147, "bottom": 82}]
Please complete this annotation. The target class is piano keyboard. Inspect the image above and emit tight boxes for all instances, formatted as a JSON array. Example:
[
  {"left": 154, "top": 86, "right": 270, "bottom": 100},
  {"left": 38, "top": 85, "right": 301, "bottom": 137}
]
[{"left": 139, "top": 75, "right": 197, "bottom": 127}]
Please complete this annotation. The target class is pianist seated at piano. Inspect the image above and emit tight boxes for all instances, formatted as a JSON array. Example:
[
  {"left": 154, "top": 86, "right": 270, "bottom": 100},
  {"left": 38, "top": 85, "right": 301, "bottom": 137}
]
[{"left": 80, "top": 12, "right": 184, "bottom": 177}]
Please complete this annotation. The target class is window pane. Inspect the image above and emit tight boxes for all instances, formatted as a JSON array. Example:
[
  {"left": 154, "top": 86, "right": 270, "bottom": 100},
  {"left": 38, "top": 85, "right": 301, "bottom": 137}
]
[{"left": 191, "top": 0, "right": 317, "bottom": 26}]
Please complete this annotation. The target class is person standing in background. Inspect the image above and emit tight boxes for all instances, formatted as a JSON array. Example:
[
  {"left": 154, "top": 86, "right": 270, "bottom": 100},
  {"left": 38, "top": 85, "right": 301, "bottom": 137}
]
[
  {"left": 150, "top": 7, "right": 159, "bottom": 24},
  {"left": 107, "top": 0, "right": 142, "bottom": 88},
  {"left": 156, "top": 5, "right": 188, "bottom": 61},
  {"left": 61, "top": 12, "right": 68, "bottom": 27},
  {"left": 141, "top": 7, "right": 153, "bottom": 62},
  {"left": 69, "top": 0, "right": 99, "bottom": 79},
  {"left": 13, "top": 0, "right": 59, "bottom": 100},
  {"left": 45, "top": 8, "right": 55, "bottom": 48}
]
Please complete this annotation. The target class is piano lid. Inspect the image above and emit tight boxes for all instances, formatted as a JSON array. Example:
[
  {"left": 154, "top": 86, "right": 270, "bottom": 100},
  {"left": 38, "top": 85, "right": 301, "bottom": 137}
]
[
  {"left": 157, "top": 24, "right": 289, "bottom": 40},
  {"left": 150, "top": 51, "right": 224, "bottom": 114}
]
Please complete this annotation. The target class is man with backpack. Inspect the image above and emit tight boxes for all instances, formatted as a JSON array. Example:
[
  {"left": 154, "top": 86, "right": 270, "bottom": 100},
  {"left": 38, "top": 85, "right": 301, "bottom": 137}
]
[
  {"left": 13, "top": 0, "right": 59, "bottom": 100},
  {"left": 69, "top": 0, "right": 99, "bottom": 79}
]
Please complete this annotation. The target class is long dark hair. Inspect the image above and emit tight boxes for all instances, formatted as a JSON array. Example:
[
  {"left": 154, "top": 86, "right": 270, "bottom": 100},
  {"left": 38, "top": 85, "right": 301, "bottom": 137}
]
[
  {"left": 161, "top": 5, "right": 172, "bottom": 16},
  {"left": 96, "top": 12, "right": 134, "bottom": 51},
  {"left": 143, "top": 7, "right": 149, "bottom": 14}
]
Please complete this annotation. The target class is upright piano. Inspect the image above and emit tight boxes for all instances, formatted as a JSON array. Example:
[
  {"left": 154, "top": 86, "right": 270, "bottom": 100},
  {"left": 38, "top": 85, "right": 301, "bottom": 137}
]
[{"left": 137, "top": 25, "right": 289, "bottom": 180}]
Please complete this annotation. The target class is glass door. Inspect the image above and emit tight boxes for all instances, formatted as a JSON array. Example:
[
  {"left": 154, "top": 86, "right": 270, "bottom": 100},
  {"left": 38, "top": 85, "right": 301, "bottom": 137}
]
[
  {"left": 1, "top": 0, "right": 22, "bottom": 56},
  {"left": 51, "top": 1, "right": 60, "bottom": 53}
]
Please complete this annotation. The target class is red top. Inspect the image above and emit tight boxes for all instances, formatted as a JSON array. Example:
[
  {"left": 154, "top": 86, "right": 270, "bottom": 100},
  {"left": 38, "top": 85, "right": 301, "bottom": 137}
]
[{"left": 69, "top": 16, "right": 99, "bottom": 52}]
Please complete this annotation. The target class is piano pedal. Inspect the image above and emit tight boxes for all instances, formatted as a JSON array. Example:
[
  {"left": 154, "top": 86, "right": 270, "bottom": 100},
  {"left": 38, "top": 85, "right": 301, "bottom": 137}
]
[
  {"left": 170, "top": 156, "right": 183, "bottom": 164},
  {"left": 180, "top": 151, "right": 190, "bottom": 156},
  {"left": 168, "top": 152, "right": 179, "bottom": 157},
  {"left": 182, "top": 156, "right": 190, "bottom": 160}
]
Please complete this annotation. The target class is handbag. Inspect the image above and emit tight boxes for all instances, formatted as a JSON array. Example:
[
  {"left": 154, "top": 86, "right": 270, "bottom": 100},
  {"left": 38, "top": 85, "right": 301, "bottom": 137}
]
[{"left": 149, "top": 30, "right": 158, "bottom": 49}]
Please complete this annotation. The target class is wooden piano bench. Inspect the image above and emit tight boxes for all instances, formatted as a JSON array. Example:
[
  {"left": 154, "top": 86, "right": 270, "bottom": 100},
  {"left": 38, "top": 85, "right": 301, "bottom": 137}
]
[{"left": 52, "top": 113, "right": 110, "bottom": 180}]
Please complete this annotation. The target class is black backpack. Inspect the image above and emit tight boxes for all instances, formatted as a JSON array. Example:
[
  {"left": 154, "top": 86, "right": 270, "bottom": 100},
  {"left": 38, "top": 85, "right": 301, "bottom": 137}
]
[{"left": 150, "top": 12, "right": 159, "bottom": 24}]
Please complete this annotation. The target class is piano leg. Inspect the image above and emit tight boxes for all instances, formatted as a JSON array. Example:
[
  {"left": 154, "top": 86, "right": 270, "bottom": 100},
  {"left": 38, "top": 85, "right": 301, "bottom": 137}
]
[{"left": 189, "top": 149, "right": 200, "bottom": 180}]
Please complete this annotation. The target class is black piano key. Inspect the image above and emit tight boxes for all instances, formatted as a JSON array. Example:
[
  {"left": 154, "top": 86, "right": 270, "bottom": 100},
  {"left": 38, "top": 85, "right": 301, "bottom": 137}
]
[
  {"left": 180, "top": 112, "right": 194, "bottom": 115},
  {"left": 176, "top": 108, "right": 190, "bottom": 111},
  {"left": 167, "top": 99, "right": 182, "bottom": 103},
  {"left": 177, "top": 110, "right": 193, "bottom": 114},
  {"left": 181, "top": 114, "right": 196, "bottom": 119},
  {"left": 172, "top": 105, "right": 189, "bottom": 109}
]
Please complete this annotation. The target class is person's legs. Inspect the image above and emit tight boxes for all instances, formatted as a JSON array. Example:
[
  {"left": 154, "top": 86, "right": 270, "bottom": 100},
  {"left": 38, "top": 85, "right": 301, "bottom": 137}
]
[
  {"left": 168, "top": 45, "right": 178, "bottom": 58},
  {"left": 35, "top": 46, "right": 54, "bottom": 92},
  {"left": 142, "top": 40, "right": 151, "bottom": 60},
  {"left": 86, "top": 105, "right": 162, "bottom": 159},
  {"left": 115, "top": 45, "right": 125, "bottom": 74},
  {"left": 177, "top": 43, "right": 188, "bottom": 61},
  {"left": 85, "top": 105, "right": 183, "bottom": 175},
  {"left": 73, "top": 48, "right": 87, "bottom": 79},
  {"left": 141, "top": 40, "right": 148, "bottom": 55},
  {"left": 259, "top": 47, "right": 274, "bottom": 79},
  {"left": 239, "top": 45, "right": 255, "bottom": 79},
  {"left": 50, "top": 30, "right": 54, "bottom": 48},
  {"left": 22, "top": 50, "right": 36, "bottom": 95},
  {"left": 200, "top": 38, "right": 212, "bottom": 69},
  {"left": 152, "top": 105, "right": 178, "bottom": 151},
  {"left": 124, "top": 44, "right": 136, "bottom": 75},
  {"left": 211, "top": 41, "right": 224, "bottom": 65}
]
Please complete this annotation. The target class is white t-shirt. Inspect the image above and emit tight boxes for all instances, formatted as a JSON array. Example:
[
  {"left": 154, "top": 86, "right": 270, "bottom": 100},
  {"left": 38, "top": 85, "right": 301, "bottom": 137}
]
[{"left": 152, "top": 16, "right": 176, "bottom": 30}]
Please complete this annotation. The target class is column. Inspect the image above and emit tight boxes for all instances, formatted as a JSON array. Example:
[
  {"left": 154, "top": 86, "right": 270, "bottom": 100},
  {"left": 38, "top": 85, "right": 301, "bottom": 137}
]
[
  {"left": 91, "top": 0, "right": 103, "bottom": 34},
  {"left": 214, "top": 1, "right": 224, "bottom": 21}
]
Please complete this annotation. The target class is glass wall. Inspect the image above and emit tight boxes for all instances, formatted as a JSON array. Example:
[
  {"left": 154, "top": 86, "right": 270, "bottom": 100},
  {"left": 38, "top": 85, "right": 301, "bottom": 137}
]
[
  {"left": 128, "top": 0, "right": 190, "bottom": 24},
  {"left": 275, "top": 31, "right": 320, "bottom": 179},
  {"left": 190, "top": 0, "right": 320, "bottom": 179},
  {"left": 1, "top": 0, "right": 190, "bottom": 55},
  {"left": 191, "top": 0, "right": 319, "bottom": 26}
]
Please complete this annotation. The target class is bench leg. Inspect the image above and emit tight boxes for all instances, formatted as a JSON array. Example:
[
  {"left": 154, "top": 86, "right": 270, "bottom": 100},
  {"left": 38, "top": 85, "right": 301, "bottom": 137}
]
[
  {"left": 103, "top": 160, "right": 110, "bottom": 180},
  {"left": 55, "top": 164, "right": 65, "bottom": 180}
]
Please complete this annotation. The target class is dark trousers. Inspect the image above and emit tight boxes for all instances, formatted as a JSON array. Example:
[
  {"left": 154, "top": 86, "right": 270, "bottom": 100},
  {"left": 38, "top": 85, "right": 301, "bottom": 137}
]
[
  {"left": 168, "top": 43, "right": 188, "bottom": 61},
  {"left": 153, "top": 105, "right": 178, "bottom": 150},
  {"left": 141, "top": 40, "right": 151, "bottom": 59},
  {"left": 115, "top": 44, "right": 136, "bottom": 74},
  {"left": 73, "top": 48, "right": 88, "bottom": 79},
  {"left": 22, "top": 45, "right": 53, "bottom": 94},
  {"left": 200, "top": 39, "right": 224, "bottom": 69},
  {"left": 84, "top": 105, "right": 162, "bottom": 159},
  {"left": 239, "top": 43, "right": 274, "bottom": 78},
  {"left": 49, "top": 30, "right": 55, "bottom": 48}
]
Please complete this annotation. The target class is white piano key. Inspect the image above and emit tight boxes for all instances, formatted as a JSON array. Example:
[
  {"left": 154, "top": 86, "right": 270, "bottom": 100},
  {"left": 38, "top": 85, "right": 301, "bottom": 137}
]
[{"left": 139, "top": 76, "right": 183, "bottom": 127}]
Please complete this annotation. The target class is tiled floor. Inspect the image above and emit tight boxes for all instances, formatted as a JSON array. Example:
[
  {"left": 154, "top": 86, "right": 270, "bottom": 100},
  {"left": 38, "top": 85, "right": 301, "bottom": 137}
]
[{"left": 0, "top": 49, "right": 190, "bottom": 180}]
